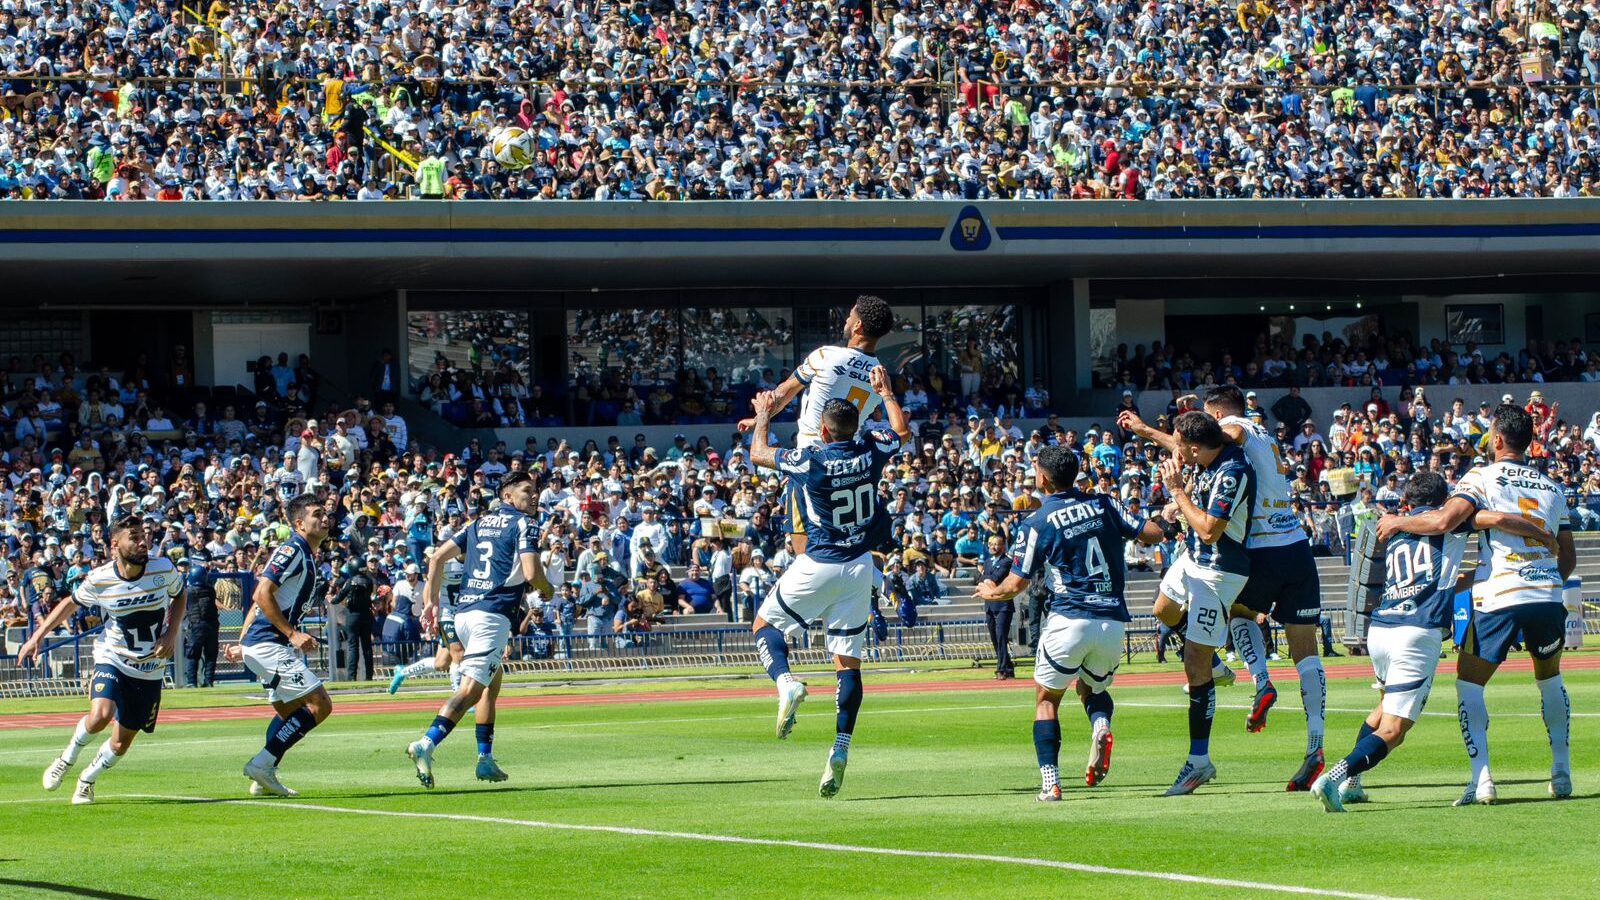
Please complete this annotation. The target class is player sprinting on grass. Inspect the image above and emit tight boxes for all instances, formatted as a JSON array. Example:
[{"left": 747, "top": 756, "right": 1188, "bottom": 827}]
[
  {"left": 18, "top": 516, "right": 185, "bottom": 805},
  {"left": 1312, "top": 472, "right": 1553, "bottom": 812},
  {"left": 389, "top": 548, "right": 466, "bottom": 694},
  {"left": 1375, "top": 404, "right": 1577, "bottom": 805},
  {"left": 746, "top": 367, "right": 909, "bottom": 799},
  {"left": 1150, "top": 412, "right": 1255, "bottom": 796},
  {"left": 405, "top": 472, "right": 553, "bottom": 789},
  {"left": 1125, "top": 384, "right": 1330, "bottom": 790},
  {"left": 737, "top": 294, "right": 893, "bottom": 555},
  {"left": 974, "top": 445, "right": 1170, "bottom": 801},
  {"left": 231, "top": 496, "right": 335, "bottom": 798}
]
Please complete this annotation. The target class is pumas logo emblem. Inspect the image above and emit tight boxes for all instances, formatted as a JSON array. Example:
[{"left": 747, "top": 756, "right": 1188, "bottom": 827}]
[{"left": 948, "top": 205, "right": 993, "bottom": 251}]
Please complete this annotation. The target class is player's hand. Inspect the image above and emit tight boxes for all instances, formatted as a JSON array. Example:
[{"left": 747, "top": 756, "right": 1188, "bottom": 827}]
[
  {"left": 1375, "top": 514, "right": 1406, "bottom": 542},
  {"left": 151, "top": 633, "right": 177, "bottom": 660},
  {"left": 1116, "top": 409, "right": 1147, "bottom": 436},
  {"left": 1158, "top": 459, "right": 1184, "bottom": 491},
  {"left": 736, "top": 417, "right": 756, "bottom": 433},
  {"left": 290, "top": 630, "right": 319, "bottom": 652},
  {"left": 16, "top": 638, "right": 40, "bottom": 667},
  {"left": 222, "top": 644, "right": 243, "bottom": 664},
  {"left": 1160, "top": 501, "right": 1181, "bottom": 522},
  {"left": 869, "top": 365, "right": 893, "bottom": 398},
  {"left": 421, "top": 605, "right": 438, "bottom": 633},
  {"left": 751, "top": 391, "right": 776, "bottom": 419}
]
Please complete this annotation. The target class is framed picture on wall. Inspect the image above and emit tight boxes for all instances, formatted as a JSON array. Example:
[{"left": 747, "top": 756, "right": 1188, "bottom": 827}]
[{"left": 1445, "top": 303, "right": 1504, "bottom": 345}]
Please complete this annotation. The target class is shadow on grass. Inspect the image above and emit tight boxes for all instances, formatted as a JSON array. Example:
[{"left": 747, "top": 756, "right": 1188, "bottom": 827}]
[
  {"left": 843, "top": 788, "right": 1038, "bottom": 802},
  {"left": 128, "top": 777, "right": 789, "bottom": 804},
  {"left": 0, "top": 879, "right": 154, "bottom": 900}
]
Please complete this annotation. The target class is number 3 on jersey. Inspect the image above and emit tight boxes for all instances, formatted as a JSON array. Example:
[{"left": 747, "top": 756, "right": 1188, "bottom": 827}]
[{"left": 830, "top": 483, "right": 875, "bottom": 528}]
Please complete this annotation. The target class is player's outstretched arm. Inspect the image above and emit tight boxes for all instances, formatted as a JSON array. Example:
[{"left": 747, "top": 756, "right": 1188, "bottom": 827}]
[
  {"left": 1376, "top": 496, "right": 1474, "bottom": 540},
  {"left": 975, "top": 572, "right": 1029, "bottom": 602},
  {"left": 1117, "top": 409, "right": 1180, "bottom": 454},
  {"left": 747, "top": 390, "right": 780, "bottom": 469},
  {"left": 15, "top": 597, "right": 81, "bottom": 666},
  {"left": 737, "top": 376, "right": 804, "bottom": 433},
  {"left": 521, "top": 549, "right": 554, "bottom": 600},
  {"left": 1159, "top": 459, "right": 1227, "bottom": 543},
  {"left": 869, "top": 365, "right": 912, "bottom": 444},
  {"left": 252, "top": 577, "right": 315, "bottom": 652}
]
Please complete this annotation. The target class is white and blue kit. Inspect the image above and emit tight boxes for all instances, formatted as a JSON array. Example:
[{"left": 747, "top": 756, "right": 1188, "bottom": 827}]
[
  {"left": 1157, "top": 444, "right": 1254, "bottom": 647},
  {"left": 75, "top": 558, "right": 184, "bottom": 733},
  {"left": 241, "top": 534, "right": 323, "bottom": 705},
  {"left": 1369, "top": 506, "right": 1469, "bottom": 720},
  {"left": 1009, "top": 491, "right": 1144, "bottom": 692},
  {"left": 758, "top": 425, "right": 901, "bottom": 659},
  {"left": 447, "top": 509, "right": 538, "bottom": 686},
  {"left": 1451, "top": 461, "right": 1572, "bottom": 664},
  {"left": 1223, "top": 415, "right": 1322, "bottom": 625}
]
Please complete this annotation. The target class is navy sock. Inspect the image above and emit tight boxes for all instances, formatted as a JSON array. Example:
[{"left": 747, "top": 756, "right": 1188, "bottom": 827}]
[
  {"left": 1188, "top": 679, "right": 1216, "bottom": 757},
  {"left": 1033, "top": 719, "right": 1062, "bottom": 769},
  {"left": 1210, "top": 651, "right": 1223, "bottom": 669},
  {"left": 1083, "top": 690, "right": 1114, "bottom": 728},
  {"left": 1357, "top": 720, "right": 1375, "bottom": 743},
  {"left": 834, "top": 669, "right": 862, "bottom": 735},
  {"left": 264, "top": 715, "right": 284, "bottom": 751},
  {"left": 475, "top": 722, "right": 494, "bottom": 756},
  {"left": 754, "top": 625, "right": 791, "bottom": 683},
  {"left": 1342, "top": 733, "right": 1391, "bottom": 778},
  {"left": 264, "top": 707, "right": 318, "bottom": 763},
  {"left": 424, "top": 714, "right": 456, "bottom": 747}
]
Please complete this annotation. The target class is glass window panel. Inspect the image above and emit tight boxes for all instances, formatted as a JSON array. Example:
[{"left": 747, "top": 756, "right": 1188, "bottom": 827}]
[
  {"left": 924, "top": 304, "right": 1021, "bottom": 408},
  {"left": 565, "top": 307, "right": 679, "bottom": 426},
  {"left": 407, "top": 309, "right": 530, "bottom": 425}
]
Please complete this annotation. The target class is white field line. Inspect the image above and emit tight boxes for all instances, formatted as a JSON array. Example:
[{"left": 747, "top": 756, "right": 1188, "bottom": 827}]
[{"left": 126, "top": 793, "right": 1419, "bottom": 900}]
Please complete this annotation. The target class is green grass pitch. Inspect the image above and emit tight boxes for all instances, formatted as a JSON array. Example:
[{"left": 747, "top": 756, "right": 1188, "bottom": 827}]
[{"left": 2, "top": 664, "right": 1598, "bottom": 899}]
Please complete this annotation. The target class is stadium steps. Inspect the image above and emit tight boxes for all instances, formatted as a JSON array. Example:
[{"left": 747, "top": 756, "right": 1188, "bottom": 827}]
[{"left": 655, "top": 534, "right": 1600, "bottom": 631}]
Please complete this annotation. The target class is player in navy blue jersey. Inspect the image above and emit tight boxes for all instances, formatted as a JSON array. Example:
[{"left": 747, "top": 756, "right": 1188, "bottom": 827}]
[
  {"left": 747, "top": 366, "right": 910, "bottom": 799},
  {"left": 405, "top": 471, "right": 553, "bottom": 789},
  {"left": 976, "top": 446, "right": 1170, "bottom": 801},
  {"left": 1312, "top": 473, "right": 1552, "bottom": 812},
  {"left": 230, "top": 495, "right": 334, "bottom": 798},
  {"left": 1150, "top": 412, "right": 1256, "bottom": 796}
]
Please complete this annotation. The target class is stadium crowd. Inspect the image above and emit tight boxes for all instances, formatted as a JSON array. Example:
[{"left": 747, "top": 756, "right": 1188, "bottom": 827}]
[
  {"left": 6, "top": 0, "right": 1600, "bottom": 199},
  {"left": 4, "top": 332, "right": 1600, "bottom": 680}
]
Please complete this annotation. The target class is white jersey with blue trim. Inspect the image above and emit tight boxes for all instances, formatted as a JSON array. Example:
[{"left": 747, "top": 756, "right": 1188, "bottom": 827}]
[
  {"left": 793, "top": 345, "right": 882, "bottom": 448},
  {"left": 1450, "top": 460, "right": 1570, "bottom": 612},
  {"left": 74, "top": 557, "right": 184, "bottom": 681},
  {"left": 1220, "top": 414, "right": 1304, "bottom": 550}
]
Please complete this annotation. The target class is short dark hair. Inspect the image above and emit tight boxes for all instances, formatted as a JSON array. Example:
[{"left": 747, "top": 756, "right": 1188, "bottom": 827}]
[
  {"left": 286, "top": 494, "right": 320, "bottom": 525},
  {"left": 111, "top": 515, "right": 142, "bottom": 540},
  {"left": 1403, "top": 471, "right": 1447, "bottom": 508},
  {"left": 1491, "top": 403, "right": 1532, "bottom": 453},
  {"left": 1173, "top": 410, "right": 1227, "bottom": 449},
  {"left": 1203, "top": 385, "right": 1245, "bottom": 415},
  {"left": 1036, "top": 445, "right": 1079, "bottom": 489},
  {"left": 821, "top": 398, "right": 859, "bottom": 437},
  {"left": 500, "top": 471, "right": 534, "bottom": 495},
  {"left": 853, "top": 295, "right": 893, "bottom": 340}
]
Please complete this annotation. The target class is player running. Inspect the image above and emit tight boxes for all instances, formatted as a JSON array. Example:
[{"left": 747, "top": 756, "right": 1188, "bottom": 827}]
[
  {"left": 232, "top": 495, "right": 336, "bottom": 798},
  {"left": 389, "top": 547, "right": 466, "bottom": 694},
  {"left": 747, "top": 367, "right": 909, "bottom": 799},
  {"left": 1376, "top": 404, "right": 1577, "bottom": 805},
  {"left": 1149, "top": 412, "right": 1255, "bottom": 796},
  {"left": 18, "top": 516, "right": 186, "bottom": 805},
  {"left": 405, "top": 472, "right": 553, "bottom": 789},
  {"left": 975, "top": 445, "right": 1171, "bottom": 801},
  {"left": 1125, "top": 384, "right": 1330, "bottom": 790},
  {"left": 738, "top": 294, "right": 894, "bottom": 554},
  {"left": 1312, "top": 472, "right": 1552, "bottom": 811}
]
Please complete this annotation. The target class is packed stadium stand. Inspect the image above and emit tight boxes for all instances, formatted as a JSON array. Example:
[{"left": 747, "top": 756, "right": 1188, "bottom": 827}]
[{"left": 5, "top": 0, "right": 1600, "bottom": 199}]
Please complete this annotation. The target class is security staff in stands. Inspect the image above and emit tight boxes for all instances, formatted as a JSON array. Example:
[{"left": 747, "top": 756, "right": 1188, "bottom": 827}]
[{"left": 181, "top": 551, "right": 220, "bottom": 687}]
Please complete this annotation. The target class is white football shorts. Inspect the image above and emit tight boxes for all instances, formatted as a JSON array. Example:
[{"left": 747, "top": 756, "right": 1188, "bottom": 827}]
[
  {"left": 453, "top": 609, "right": 511, "bottom": 688},
  {"left": 1035, "top": 614, "right": 1124, "bottom": 693},
  {"left": 1368, "top": 624, "right": 1443, "bottom": 721},
  {"left": 242, "top": 642, "right": 322, "bottom": 705},
  {"left": 1158, "top": 555, "right": 1246, "bottom": 649},
  {"left": 757, "top": 552, "right": 873, "bottom": 660}
]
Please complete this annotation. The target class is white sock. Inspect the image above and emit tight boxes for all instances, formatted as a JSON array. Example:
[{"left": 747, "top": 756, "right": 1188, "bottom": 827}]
[
  {"left": 400, "top": 659, "right": 436, "bottom": 679},
  {"left": 833, "top": 732, "right": 852, "bottom": 754},
  {"left": 1457, "top": 681, "right": 1491, "bottom": 787},
  {"left": 1229, "top": 618, "right": 1271, "bottom": 689},
  {"left": 62, "top": 718, "right": 92, "bottom": 765},
  {"left": 1186, "top": 752, "right": 1210, "bottom": 766},
  {"left": 249, "top": 748, "right": 276, "bottom": 769},
  {"left": 1343, "top": 773, "right": 1362, "bottom": 790},
  {"left": 777, "top": 672, "right": 798, "bottom": 688},
  {"left": 448, "top": 664, "right": 462, "bottom": 692},
  {"left": 1040, "top": 764, "right": 1059, "bottom": 790},
  {"left": 1211, "top": 660, "right": 1232, "bottom": 679},
  {"left": 1538, "top": 674, "right": 1571, "bottom": 775},
  {"left": 80, "top": 741, "right": 122, "bottom": 784},
  {"left": 1296, "top": 656, "right": 1326, "bottom": 753}
]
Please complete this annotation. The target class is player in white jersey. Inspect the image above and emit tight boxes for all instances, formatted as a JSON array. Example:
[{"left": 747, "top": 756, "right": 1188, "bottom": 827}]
[
  {"left": 1128, "top": 385, "right": 1330, "bottom": 789},
  {"left": 737, "top": 295, "right": 893, "bottom": 553},
  {"left": 388, "top": 549, "right": 467, "bottom": 694},
  {"left": 18, "top": 517, "right": 186, "bottom": 805},
  {"left": 1377, "top": 403, "right": 1577, "bottom": 804}
]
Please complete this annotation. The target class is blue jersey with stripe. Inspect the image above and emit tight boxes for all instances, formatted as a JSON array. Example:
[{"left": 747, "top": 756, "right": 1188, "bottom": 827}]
[
  {"left": 1184, "top": 444, "right": 1255, "bottom": 576},
  {"left": 242, "top": 534, "right": 317, "bottom": 647},
  {"left": 449, "top": 509, "right": 540, "bottom": 620},
  {"left": 776, "top": 426, "right": 900, "bottom": 564},
  {"left": 1372, "top": 506, "right": 1469, "bottom": 631},
  {"left": 1009, "top": 490, "right": 1143, "bottom": 621}
]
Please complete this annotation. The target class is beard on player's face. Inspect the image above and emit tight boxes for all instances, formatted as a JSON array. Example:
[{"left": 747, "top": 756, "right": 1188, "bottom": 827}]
[{"left": 118, "top": 537, "right": 150, "bottom": 566}]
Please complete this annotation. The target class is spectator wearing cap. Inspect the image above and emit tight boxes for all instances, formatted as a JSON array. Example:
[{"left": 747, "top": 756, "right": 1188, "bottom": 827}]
[{"left": 629, "top": 504, "right": 668, "bottom": 578}]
